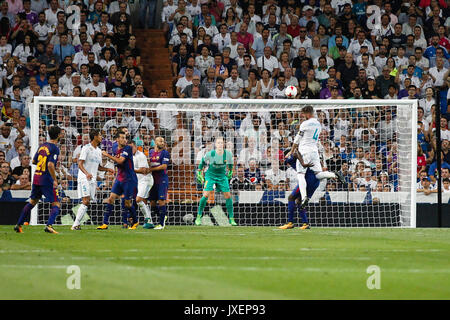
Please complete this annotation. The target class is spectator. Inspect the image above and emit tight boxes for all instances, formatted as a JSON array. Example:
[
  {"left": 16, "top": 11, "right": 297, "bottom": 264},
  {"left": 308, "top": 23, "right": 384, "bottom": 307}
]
[
  {"left": 211, "top": 53, "right": 228, "bottom": 79},
  {"left": 52, "top": 33, "right": 76, "bottom": 63},
  {"left": 264, "top": 158, "right": 287, "bottom": 191},
  {"left": 443, "top": 178, "right": 450, "bottom": 193},
  {"left": 251, "top": 27, "right": 273, "bottom": 60},
  {"left": 10, "top": 173, "right": 30, "bottom": 190},
  {"left": 223, "top": 68, "right": 244, "bottom": 99},
  {"left": 336, "top": 52, "right": 359, "bottom": 89},
  {"left": 212, "top": 23, "right": 231, "bottom": 53},
  {"left": 268, "top": 73, "right": 286, "bottom": 99},
  {"left": 255, "top": 68, "right": 273, "bottom": 98},
  {"left": 11, "top": 152, "right": 31, "bottom": 179},
  {"left": 171, "top": 117, "right": 191, "bottom": 165},
  {"left": 182, "top": 74, "right": 209, "bottom": 98},
  {"left": 230, "top": 165, "right": 254, "bottom": 191},
  {"left": 244, "top": 158, "right": 263, "bottom": 190},
  {"left": 417, "top": 176, "right": 438, "bottom": 195},
  {"left": 0, "top": 161, "right": 14, "bottom": 188}
]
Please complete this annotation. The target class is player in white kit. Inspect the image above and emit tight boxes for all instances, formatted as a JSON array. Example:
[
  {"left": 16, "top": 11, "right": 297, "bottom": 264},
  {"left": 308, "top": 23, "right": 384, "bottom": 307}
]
[
  {"left": 71, "top": 129, "right": 114, "bottom": 230},
  {"left": 131, "top": 141, "right": 155, "bottom": 229},
  {"left": 290, "top": 106, "right": 346, "bottom": 208}
]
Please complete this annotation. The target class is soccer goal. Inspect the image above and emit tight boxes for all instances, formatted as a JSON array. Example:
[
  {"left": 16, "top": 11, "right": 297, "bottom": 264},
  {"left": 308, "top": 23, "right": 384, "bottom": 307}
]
[{"left": 28, "top": 97, "right": 417, "bottom": 228}]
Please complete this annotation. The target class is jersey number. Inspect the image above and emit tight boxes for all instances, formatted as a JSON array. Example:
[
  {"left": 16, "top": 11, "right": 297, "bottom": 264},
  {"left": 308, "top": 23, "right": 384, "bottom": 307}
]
[
  {"left": 36, "top": 155, "right": 47, "bottom": 173},
  {"left": 312, "top": 129, "right": 319, "bottom": 141}
]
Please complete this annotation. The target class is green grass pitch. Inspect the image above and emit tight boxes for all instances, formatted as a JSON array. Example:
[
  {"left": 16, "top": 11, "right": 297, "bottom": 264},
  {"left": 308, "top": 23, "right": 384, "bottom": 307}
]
[{"left": 0, "top": 225, "right": 449, "bottom": 300}]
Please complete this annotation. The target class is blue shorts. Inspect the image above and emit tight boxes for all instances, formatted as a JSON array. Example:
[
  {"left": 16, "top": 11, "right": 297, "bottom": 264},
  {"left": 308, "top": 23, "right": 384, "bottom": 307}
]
[
  {"left": 111, "top": 179, "right": 137, "bottom": 200},
  {"left": 30, "top": 184, "right": 60, "bottom": 203},
  {"left": 149, "top": 181, "right": 168, "bottom": 201},
  {"left": 290, "top": 185, "right": 300, "bottom": 199}
]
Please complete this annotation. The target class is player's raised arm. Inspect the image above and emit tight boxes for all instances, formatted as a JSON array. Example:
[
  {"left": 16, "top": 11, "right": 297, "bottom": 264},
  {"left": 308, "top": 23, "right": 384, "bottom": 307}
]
[{"left": 102, "top": 150, "right": 126, "bottom": 165}]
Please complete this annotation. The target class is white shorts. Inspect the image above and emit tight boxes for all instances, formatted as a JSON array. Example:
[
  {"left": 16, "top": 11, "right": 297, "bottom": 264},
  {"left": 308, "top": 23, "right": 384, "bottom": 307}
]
[
  {"left": 296, "top": 150, "right": 322, "bottom": 174},
  {"left": 77, "top": 179, "right": 97, "bottom": 200},
  {"left": 137, "top": 176, "right": 154, "bottom": 199}
]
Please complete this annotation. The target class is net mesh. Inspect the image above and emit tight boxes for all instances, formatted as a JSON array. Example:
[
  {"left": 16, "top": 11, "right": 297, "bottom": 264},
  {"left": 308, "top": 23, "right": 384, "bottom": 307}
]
[{"left": 31, "top": 98, "right": 417, "bottom": 227}]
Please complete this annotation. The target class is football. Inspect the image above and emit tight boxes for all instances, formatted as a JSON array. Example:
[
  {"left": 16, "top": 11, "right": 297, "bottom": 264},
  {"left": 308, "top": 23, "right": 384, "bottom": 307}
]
[
  {"left": 183, "top": 213, "right": 194, "bottom": 224},
  {"left": 285, "top": 85, "right": 297, "bottom": 98}
]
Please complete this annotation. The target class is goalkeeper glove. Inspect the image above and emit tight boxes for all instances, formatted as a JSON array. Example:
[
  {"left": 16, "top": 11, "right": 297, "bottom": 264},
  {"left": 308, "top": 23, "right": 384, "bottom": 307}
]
[
  {"left": 226, "top": 170, "right": 233, "bottom": 180},
  {"left": 196, "top": 170, "right": 204, "bottom": 184}
]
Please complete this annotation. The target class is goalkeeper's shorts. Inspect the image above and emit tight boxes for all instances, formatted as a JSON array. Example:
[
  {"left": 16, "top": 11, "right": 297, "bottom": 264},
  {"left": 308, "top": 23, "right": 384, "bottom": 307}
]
[{"left": 203, "top": 175, "right": 230, "bottom": 193}]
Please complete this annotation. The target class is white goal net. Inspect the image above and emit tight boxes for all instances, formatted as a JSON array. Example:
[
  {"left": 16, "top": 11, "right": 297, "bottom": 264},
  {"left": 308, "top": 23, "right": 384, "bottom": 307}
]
[{"left": 29, "top": 97, "right": 417, "bottom": 228}]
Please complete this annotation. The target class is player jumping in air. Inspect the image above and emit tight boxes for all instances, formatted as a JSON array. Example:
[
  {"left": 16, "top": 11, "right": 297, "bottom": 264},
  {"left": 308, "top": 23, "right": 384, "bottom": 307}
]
[
  {"left": 148, "top": 136, "right": 171, "bottom": 230},
  {"left": 71, "top": 129, "right": 115, "bottom": 230},
  {"left": 14, "top": 126, "right": 62, "bottom": 234},
  {"left": 97, "top": 131, "right": 139, "bottom": 230},
  {"left": 289, "top": 106, "right": 345, "bottom": 208},
  {"left": 131, "top": 141, "right": 155, "bottom": 229},
  {"left": 195, "top": 136, "right": 237, "bottom": 226},
  {"left": 279, "top": 150, "right": 320, "bottom": 230}
]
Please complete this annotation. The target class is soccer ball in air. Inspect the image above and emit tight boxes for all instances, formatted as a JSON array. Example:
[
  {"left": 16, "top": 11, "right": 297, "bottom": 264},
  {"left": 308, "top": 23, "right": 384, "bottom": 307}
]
[{"left": 285, "top": 85, "right": 297, "bottom": 99}]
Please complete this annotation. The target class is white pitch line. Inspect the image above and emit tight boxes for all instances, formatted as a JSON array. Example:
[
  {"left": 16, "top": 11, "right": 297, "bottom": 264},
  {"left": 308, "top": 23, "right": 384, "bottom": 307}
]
[
  {"left": 1, "top": 264, "right": 449, "bottom": 274},
  {"left": 0, "top": 248, "right": 445, "bottom": 254}
]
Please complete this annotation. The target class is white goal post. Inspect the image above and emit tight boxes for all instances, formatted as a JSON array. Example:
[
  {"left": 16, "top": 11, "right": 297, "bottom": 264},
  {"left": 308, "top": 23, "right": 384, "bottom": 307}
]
[{"left": 28, "top": 97, "right": 418, "bottom": 228}]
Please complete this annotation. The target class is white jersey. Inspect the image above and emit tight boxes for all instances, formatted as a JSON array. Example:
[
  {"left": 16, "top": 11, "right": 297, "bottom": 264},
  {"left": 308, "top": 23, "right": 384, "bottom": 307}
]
[
  {"left": 77, "top": 143, "right": 102, "bottom": 181},
  {"left": 133, "top": 150, "right": 151, "bottom": 181},
  {"left": 294, "top": 117, "right": 322, "bottom": 154}
]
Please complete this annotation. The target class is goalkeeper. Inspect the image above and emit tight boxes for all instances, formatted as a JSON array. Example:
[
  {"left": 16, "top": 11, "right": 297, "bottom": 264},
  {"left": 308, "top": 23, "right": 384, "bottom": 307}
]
[{"left": 195, "top": 136, "right": 237, "bottom": 226}]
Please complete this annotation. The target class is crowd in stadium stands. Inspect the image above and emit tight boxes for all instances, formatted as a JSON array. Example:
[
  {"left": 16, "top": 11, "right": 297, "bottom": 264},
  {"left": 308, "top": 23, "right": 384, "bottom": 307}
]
[{"left": 0, "top": 0, "right": 449, "bottom": 197}]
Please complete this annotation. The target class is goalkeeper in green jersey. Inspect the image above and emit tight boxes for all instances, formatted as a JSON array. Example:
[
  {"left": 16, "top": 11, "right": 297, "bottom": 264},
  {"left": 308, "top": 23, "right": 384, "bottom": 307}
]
[{"left": 195, "top": 136, "right": 237, "bottom": 226}]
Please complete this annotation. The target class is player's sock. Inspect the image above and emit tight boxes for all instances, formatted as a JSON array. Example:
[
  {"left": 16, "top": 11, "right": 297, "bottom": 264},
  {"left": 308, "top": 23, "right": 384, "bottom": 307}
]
[
  {"left": 17, "top": 203, "right": 34, "bottom": 226},
  {"left": 287, "top": 200, "right": 295, "bottom": 223},
  {"left": 73, "top": 204, "right": 88, "bottom": 227},
  {"left": 315, "top": 171, "right": 336, "bottom": 180},
  {"left": 138, "top": 201, "right": 153, "bottom": 223},
  {"left": 152, "top": 205, "right": 159, "bottom": 221},
  {"left": 128, "top": 204, "right": 138, "bottom": 224},
  {"left": 158, "top": 205, "right": 167, "bottom": 226},
  {"left": 46, "top": 205, "right": 60, "bottom": 226},
  {"left": 121, "top": 207, "right": 129, "bottom": 225},
  {"left": 298, "top": 208, "right": 309, "bottom": 224},
  {"left": 297, "top": 173, "right": 307, "bottom": 202},
  {"left": 225, "top": 198, "right": 234, "bottom": 218},
  {"left": 197, "top": 196, "right": 208, "bottom": 217},
  {"left": 103, "top": 203, "right": 113, "bottom": 225}
]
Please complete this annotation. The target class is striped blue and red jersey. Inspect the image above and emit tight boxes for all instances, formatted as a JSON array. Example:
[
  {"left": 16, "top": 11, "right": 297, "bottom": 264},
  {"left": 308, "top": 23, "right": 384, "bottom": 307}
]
[
  {"left": 149, "top": 149, "right": 170, "bottom": 184},
  {"left": 115, "top": 145, "right": 137, "bottom": 183},
  {"left": 32, "top": 142, "right": 60, "bottom": 186}
]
